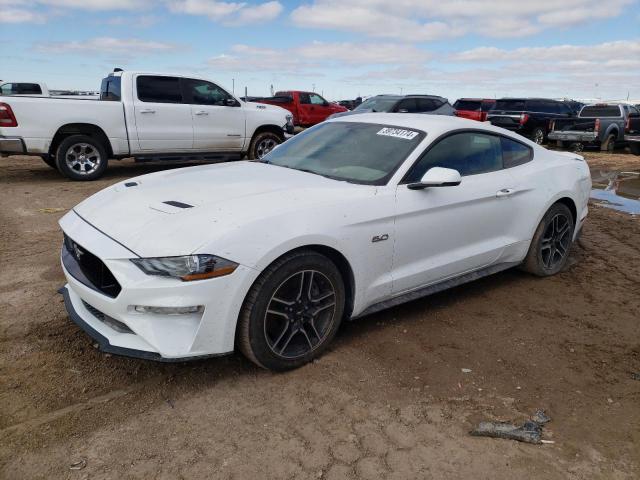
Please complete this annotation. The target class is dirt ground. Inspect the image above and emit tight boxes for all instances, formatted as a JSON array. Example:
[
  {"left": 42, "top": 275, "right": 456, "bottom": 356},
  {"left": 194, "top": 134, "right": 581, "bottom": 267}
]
[{"left": 1, "top": 152, "right": 639, "bottom": 480}]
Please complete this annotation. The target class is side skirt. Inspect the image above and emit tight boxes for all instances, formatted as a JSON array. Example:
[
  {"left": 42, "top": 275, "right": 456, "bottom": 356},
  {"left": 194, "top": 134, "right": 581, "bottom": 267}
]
[
  {"left": 132, "top": 152, "right": 243, "bottom": 163},
  {"left": 354, "top": 262, "right": 520, "bottom": 318}
]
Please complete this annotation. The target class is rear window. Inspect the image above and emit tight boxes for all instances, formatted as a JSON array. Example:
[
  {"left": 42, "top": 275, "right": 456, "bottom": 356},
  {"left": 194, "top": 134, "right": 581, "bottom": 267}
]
[
  {"left": 137, "top": 75, "right": 182, "bottom": 103},
  {"left": 454, "top": 100, "right": 481, "bottom": 111},
  {"left": 0, "top": 83, "right": 42, "bottom": 95},
  {"left": 494, "top": 99, "right": 525, "bottom": 111},
  {"left": 100, "top": 76, "right": 121, "bottom": 101},
  {"left": 579, "top": 105, "right": 621, "bottom": 118}
]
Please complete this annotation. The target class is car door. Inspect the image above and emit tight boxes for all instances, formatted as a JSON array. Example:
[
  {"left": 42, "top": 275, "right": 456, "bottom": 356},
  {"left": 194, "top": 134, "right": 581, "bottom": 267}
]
[
  {"left": 391, "top": 131, "right": 521, "bottom": 294},
  {"left": 183, "top": 78, "right": 246, "bottom": 151},
  {"left": 133, "top": 75, "right": 193, "bottom": 151}
]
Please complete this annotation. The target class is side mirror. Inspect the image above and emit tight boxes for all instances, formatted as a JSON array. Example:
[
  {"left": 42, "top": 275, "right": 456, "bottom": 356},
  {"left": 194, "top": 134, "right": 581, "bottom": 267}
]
[
  {"left": 407, "top": 167, "right": 461, "bottom": 190},
  {"left": 225, "top": 98, "right": 239, "bottom": 107}
]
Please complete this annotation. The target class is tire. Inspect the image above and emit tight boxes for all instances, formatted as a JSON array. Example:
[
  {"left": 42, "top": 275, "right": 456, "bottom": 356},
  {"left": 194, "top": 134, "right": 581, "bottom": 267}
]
[
  {"left": 602, "top": 133, "right": 617, "bottom": 152},
  {"left": 237, "top": 250, "right": 345, "bottom": 371},
  {"left": 630, "top": 142, "right": 640, "bottom": 156},
  {"left": 40, "top": 155, "right": 56, "bottom": 169},
  {"left": 55, "top": 135, "right": 108, "bottom": 181},
  {"left": 521, "top": 203, "right": 575, "bottom": 277},
  {"left": 247, "top": 131, "right": 282, "bottom": 160},
  {"left": 532, "top": 127, "right": 546, "bottom": 145},
  {"left": 570, "top": 142, "right": 584, "bottom": 153}
]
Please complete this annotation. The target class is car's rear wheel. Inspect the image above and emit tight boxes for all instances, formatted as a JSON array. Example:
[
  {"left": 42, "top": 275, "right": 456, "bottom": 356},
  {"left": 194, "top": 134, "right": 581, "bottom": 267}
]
[
  {"left": 532, "top": 127, "right": 545, "bottom": 145},
  {"left": 248, "top": 131, "right": 282, "bottom": 160},
  {"left": 602, "top": 133, "right": 617, "bottom": 152},
  {"left": 521, "top": 203, "right": 575, "bottom": 277},
  {"left": 237, "top": 250, "right": 345, "bottom": 371},
  {"left": 55, "top": 135, "right": 108, "bottom": 181}
]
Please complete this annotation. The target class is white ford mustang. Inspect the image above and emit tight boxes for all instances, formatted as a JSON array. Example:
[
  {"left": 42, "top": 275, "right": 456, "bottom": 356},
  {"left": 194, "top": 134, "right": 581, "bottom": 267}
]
[{"left": 59, "top": 114, "right": 591, "bottom": 370}]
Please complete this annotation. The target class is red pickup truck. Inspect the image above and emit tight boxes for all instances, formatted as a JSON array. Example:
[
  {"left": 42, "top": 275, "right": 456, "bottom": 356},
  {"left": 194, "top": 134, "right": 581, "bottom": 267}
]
[{"left": 246, "top": 91, "right": 348, "bottom": 127}]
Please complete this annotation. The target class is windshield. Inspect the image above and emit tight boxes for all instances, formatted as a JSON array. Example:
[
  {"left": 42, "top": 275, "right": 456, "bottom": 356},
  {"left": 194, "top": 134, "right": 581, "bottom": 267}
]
[
  {"left": 354, "top": 97, "right": 399, "bottom": 113},
  {"left": 262, "top": 122, "right": 425, "bottom": 185}
]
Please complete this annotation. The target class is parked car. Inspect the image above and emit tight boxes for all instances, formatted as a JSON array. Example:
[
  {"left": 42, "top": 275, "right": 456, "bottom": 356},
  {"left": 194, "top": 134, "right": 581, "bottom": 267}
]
[
  {"left": 58, "top": 114, "right": 590, "bottom": 370},
  {"left": 337, "top": 97, "right": 363, "bottom": 110},
  {"left": 0, "top": 70, "right": 294, "bottom": 180},
  {"left": 549, "top": 103, "right": 640, "bottom": 152},
  {"left": 328, "top": 94, "right": 455, "bottom": 119},
  {"left": 453, "top": 98, "right": 496, "bottom": 122},
  {"left": 487, "top": 98, "right": 580, "bottom": 144},
  {"left": 0, "top": 81, "right": 49, "bottom": 97},
  {"left": 625, "top": 114, "right": 640, "bottom": 155},
  {"left": 249, "top": 91, "right": 347, "bottom": 127}
]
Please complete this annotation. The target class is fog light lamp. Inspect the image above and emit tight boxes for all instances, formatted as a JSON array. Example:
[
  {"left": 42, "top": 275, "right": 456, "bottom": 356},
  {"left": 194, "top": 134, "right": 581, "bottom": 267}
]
[{"left": 133, "top": 305, "right": 204, "bottom": 315}]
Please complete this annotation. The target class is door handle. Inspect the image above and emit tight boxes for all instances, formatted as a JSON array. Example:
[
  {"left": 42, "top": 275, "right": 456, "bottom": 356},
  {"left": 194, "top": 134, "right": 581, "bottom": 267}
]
[
  {"left": 139, "top": 109, "right": 156, "bottom": 114},
  {"left": 194, "top": 110, "right": 209, "bottom": 116},
  {"left": 496, "top": 188, "right": 516, "bottom": 197}
]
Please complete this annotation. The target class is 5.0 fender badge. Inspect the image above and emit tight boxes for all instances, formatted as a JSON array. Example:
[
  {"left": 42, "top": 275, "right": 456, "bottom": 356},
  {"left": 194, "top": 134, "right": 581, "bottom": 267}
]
[{"left": 372, "top": 234, "right": 389, "bottom": 243}]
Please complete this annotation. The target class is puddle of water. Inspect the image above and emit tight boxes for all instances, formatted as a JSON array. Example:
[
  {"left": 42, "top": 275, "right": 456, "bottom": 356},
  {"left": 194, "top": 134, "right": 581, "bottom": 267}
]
[{"left": 590, "top": 171, "right": 640, "bottom": 215}]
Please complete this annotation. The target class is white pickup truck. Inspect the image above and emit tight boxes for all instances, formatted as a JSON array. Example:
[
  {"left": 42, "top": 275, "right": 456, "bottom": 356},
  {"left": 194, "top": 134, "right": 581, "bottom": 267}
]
[{"left": 0, "top": 70, "right": 294, "bottom": 180}]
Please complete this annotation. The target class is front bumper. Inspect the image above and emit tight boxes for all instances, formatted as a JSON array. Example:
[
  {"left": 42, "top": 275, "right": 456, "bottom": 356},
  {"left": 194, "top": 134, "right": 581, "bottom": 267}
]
[
  {"left": 59, "top": 211, "right": 260, "bottom": 361},
  {"left": 0, "top": 136, "right": 26, "bottom": 156},
  {"left": 548, "top": 131, "right": 597, "bottom": 143},
  {"left": 624, "top": 134, "right": 640, "bottom": 143}
]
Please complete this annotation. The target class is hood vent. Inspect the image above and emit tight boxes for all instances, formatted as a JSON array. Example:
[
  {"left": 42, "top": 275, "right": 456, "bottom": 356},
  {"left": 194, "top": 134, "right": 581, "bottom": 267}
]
[{"left": 163, "top": 200, "right": 193, "bottom": 209}]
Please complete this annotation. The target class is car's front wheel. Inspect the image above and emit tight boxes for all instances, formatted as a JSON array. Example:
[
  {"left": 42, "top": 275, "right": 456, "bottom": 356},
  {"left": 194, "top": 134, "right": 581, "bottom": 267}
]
[
  {"left": 521, "top": 203, "right": 575, "bottom": 277},
  {"left": 237, "top": 250, "right": 345, "bottom": 371},
  {"left": 248, "top": 131, "right": 282, "bottom": 160}
]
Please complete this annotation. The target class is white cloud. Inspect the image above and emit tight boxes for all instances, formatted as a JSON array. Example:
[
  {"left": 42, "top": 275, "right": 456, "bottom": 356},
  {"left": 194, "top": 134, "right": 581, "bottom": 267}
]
[
  {"left": 290, "top": 0, "right": 635, "bottom": 41},
  {"left": 40, "top": 0, "right": 151, "bottom": 9},
  {"left": 37, "top": 37, "right": 181, "bottom": 55},
  {"left": 0, "top": 8, "right": 46, "bottom": 23},
  {"left": 167, "top": 0, "right": 283, "bottom": 25}
]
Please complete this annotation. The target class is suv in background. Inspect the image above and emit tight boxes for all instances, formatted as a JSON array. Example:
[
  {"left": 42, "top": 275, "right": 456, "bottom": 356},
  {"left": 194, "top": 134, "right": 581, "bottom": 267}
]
[
  {"left": 453, "top": 98, "right": 496, "bottom": 122},
  {"left": 328, "top": 94, "right": 455, "bottom": 119},
  {"left": 487, "top": 98, "right": 579, "bottom": 144}
]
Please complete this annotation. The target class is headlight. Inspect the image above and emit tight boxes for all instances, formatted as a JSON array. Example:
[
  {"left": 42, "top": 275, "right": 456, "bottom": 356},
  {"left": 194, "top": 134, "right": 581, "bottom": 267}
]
[{"left": 130, "top": 255, "right": 238, "bottom": 281}]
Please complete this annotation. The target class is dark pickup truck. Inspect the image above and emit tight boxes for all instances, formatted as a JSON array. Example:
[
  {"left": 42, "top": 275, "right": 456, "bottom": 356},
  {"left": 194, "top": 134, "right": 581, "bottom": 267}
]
[
  {"left": 626, "top": 115, "right": 640, "bottom": 155},
  {"left": 549, "top": 103, "right": 640, "bottom": 152}
]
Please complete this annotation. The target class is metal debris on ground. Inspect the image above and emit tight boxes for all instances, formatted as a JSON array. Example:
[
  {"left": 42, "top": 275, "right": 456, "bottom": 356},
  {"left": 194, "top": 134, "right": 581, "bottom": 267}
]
[
  {"left": 631, "top": 372, "right": 640, "bottom": 381},
  {"left": 470, "top": 410, "right": 552, "bottom": 445},
  {"left": 38, "top": 207, "right": 66, "bottom": 214},
  {"left": 69, "top": 459, "right": 86, "bottom": 470}
]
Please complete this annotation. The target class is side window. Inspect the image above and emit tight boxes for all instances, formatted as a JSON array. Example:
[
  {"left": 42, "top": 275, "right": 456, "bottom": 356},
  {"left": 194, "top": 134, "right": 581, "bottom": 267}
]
[
  {"left": 309, "top": 93, "right": 326, "bottom": 105},
  {"left": 629, "top": 105, "right": 640, "bottom": 117},
  {"left": 502, "top": 137, "right": 533, "bottom": 168},
  {"left": 136, "top": 75, "right": 182, "bottom": 103},
  {"left": 405, "top": 132, "right": 503, "bottom": 182},
  {"left": 416, "top": 98, "right": 440, "bottom": 112},
  {"left": 395, "top": 98, "right": 419, "bottom": 113},
  {"left": 184, "top": 79, "right": 230, "bottom": 106},
  {"left": 299, "top": 93, "right": 311, "bottom": 104}
]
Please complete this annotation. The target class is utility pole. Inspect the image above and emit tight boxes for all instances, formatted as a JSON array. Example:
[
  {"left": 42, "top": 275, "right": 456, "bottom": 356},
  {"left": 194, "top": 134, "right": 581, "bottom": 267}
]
[
  {"left": 312, "top": 83, "right": 315, "bottom": 92},
  {"left": 232, "top": 78, "right": 235, "bottom": 94}
]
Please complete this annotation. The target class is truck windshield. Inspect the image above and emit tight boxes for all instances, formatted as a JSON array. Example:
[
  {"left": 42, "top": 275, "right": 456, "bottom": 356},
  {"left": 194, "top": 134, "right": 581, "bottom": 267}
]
[
  {"left": 354, "top": 97, "right": 400, "bottom": 113},
  {"left": 579, "top": 105, "right": 621, "bottom": 117},
  {"left": 262, "top": 122, "right": 425, "bottom": 185}
]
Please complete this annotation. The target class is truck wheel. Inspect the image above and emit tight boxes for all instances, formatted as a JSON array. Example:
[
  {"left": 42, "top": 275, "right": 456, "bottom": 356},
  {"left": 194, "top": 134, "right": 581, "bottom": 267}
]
[
  {"left": 248, "top": 131, "right": 282, "bottom": 160},
  {"left": 41, "top": 155, "right": 57, "bottom": 169},
  {"left": 570, "top": 142, "right": 584, "bottom": 153},
  {"left": 602, "top": 133, "right": 617, "bottom": 152},
  {"left": 55, "top": 135, "right": 108, "bottom": 181},
  {"left": 532, "top": 127, "right": 546, "bottom": 145},
  {"left": 630, "top": 142, "right": 640, "bottom": 156}
]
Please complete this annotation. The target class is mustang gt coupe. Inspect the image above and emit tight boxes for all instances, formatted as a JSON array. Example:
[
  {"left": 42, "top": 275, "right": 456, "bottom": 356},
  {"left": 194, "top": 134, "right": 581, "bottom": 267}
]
[{"left": 59, "top": 114, "right": 591, "bottom": 370}]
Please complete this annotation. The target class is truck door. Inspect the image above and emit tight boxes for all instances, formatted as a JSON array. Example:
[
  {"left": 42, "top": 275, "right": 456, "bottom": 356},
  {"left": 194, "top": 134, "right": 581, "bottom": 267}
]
[
  {"left": 133, "top": 75, "right": 193, "bottom": 151},
  {"left": 182, "top": 78, "right": 245, "bottom": 151}
]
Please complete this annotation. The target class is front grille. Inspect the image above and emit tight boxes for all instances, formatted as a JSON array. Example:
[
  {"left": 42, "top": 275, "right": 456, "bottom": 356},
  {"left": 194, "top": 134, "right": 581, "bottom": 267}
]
[
  {"left": 82, "top": 300, "right": 133, "bottom": 334},
  {"left": 63, "top": 234, "right": 122, "bottom": 298}
]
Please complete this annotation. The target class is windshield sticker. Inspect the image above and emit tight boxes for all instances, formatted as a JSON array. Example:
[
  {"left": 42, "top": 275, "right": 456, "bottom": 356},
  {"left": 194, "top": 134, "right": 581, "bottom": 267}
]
[{"left": 376, "top": 128, "right": 419, "bottom": 140}]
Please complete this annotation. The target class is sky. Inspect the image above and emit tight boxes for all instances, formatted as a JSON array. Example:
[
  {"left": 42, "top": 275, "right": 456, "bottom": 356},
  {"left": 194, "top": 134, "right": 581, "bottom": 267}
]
[{"left": 1, "top": 0, "right": 639, "bottom": 102}]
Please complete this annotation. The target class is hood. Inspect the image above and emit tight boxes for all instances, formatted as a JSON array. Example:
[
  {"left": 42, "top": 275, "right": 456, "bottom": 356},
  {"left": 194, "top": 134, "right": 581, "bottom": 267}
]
[{"left": 72, "top": 162, "right": 362, "bottom": 259}]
